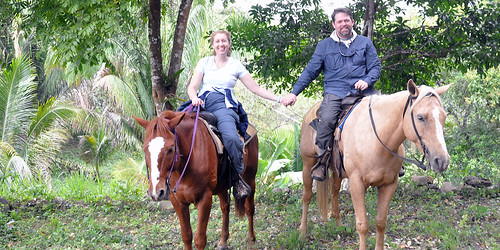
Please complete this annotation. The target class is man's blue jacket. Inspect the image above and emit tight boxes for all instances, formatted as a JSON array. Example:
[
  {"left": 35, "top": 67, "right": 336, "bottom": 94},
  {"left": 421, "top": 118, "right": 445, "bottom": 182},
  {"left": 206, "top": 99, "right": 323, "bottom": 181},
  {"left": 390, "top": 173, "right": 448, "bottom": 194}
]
[{"left": 291, "top": 35, "right": 381, "bottom": 98}]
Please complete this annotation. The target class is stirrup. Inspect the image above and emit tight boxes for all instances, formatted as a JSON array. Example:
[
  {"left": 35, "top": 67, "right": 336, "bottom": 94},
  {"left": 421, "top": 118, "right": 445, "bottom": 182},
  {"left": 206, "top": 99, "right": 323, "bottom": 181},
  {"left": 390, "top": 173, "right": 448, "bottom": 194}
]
[
  {"left": 311, "top": 149, "right": 331, "bottom": 181},
  {"left": 311, "top": 162, "right": 327, "bottom": 181}
]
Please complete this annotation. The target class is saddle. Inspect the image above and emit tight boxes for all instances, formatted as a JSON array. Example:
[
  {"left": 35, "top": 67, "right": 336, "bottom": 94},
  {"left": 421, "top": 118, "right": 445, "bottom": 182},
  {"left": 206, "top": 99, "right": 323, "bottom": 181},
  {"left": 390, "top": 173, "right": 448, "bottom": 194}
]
[
  {"left": 309, "top": 92, "right": 365, "bottom": 178},
  {"left": 197, "top": 111, "right": 258, "bottom": 188},
  {"left": 198, "top": 111, "right": 258, "bottom": 153}
]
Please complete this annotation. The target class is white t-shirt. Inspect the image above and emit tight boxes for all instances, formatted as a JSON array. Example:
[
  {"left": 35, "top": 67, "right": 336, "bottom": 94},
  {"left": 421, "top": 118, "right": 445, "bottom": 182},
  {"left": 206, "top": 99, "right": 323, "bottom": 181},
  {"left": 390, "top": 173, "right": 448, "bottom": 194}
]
[{"left": 195, "top": 56, "right": 249, "bottom": 108}]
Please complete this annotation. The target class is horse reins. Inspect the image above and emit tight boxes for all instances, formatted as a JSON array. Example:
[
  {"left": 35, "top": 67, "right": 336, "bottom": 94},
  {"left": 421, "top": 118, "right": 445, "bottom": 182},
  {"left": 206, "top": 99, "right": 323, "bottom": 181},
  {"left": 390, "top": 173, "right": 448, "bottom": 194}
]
[
  {"left": 368, "top": 95, "right": 428, "bottom": 170},
  {"left": 170, "top": 107, "right": 200, "bottom": 193}
]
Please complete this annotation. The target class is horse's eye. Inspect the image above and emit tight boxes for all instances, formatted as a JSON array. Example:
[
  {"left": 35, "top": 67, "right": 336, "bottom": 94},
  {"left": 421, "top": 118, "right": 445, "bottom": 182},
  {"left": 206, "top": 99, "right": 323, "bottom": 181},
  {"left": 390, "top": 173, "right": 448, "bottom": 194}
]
[
  {"left": 417, "top": 115, "right": 425, "bottom": 122},
  {"left": 167, "top": 146, "right": 175, "bottom": 155}
]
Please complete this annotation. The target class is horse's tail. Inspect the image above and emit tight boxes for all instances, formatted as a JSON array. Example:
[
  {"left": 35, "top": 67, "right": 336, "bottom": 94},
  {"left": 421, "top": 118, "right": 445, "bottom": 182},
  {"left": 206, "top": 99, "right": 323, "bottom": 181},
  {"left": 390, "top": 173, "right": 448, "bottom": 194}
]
[
  {"left": 316, "top": 170, "right": 330, "bottom": 220},
  {"left": 234, "top": 197, "right": 246, "bottom": 218}
]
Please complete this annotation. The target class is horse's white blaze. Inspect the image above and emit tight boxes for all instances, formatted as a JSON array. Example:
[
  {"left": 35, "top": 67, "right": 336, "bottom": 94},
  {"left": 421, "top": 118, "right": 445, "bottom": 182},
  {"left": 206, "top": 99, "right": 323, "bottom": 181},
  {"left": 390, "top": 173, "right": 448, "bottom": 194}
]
[
  {"left": 148, "top": 137, "right": 165, "bottom": 195},
  {"left": 432, "top": 107, "right": 447, "bottom": 153}
]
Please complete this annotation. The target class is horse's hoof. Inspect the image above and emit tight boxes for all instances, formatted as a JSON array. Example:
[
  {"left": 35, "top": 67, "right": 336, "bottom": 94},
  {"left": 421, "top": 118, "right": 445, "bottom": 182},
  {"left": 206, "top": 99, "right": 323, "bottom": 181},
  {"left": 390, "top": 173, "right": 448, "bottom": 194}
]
[{"left": 215, "top": 246, "right": 229, "bottom": 250}]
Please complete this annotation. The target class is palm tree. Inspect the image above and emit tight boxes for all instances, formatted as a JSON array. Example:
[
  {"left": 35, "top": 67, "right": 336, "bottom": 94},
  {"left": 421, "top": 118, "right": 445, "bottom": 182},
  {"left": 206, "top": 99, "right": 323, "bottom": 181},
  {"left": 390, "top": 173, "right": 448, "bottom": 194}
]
[{"left": 0, "top": 56, "right": 80, "bottom": 186}]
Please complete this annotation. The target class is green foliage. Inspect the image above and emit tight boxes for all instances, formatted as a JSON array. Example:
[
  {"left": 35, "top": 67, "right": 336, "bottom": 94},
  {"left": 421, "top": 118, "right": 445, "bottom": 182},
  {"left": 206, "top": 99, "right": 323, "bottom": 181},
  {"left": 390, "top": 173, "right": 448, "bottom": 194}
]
[
  {"left": 52, "top": 173, "right": 146, "bottom": 202},
  {"left": 441, "top": 68, "right": 500, "bottom": 184},
  {"left": 25, "top": 0, "right": 147, "bottom": 73},
  {"left": 0, "top": 56, "right": 80, "bottom": 185},
  {"left": 376, "top": 0, "right": 500, "bottom": 92},
  {"left": 257, "top": 124, "right": 302, "bottom": 188},
  {"left": 228, "top": 0, "right": 328, "bottom": 96},
  {"left": 112, "top": 156, "right": 147, "bottom": 185},
  {"left": 228, "top": 0, "right": 500, "bottom": 94},
  {"left": 0, "top": 56, "right": 36, "bottom": 147}
]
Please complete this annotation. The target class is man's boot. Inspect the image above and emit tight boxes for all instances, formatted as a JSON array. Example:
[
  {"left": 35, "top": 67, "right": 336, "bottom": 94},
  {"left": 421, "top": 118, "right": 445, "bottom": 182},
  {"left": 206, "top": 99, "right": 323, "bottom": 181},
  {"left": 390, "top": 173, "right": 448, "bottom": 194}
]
[
  {"left": 233, "top": 176, "right": 251, "bottom": 200},
  {"left": 311, "top": 147, "right": 331, "bottom": 181}
]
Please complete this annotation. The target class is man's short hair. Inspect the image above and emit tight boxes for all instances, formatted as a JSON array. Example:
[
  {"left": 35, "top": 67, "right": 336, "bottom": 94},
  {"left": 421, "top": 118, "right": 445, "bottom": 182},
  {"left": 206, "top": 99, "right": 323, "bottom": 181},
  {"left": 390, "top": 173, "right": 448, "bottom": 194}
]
[{"left": 331, "top": 8, "right": 354, "bottom": 22}]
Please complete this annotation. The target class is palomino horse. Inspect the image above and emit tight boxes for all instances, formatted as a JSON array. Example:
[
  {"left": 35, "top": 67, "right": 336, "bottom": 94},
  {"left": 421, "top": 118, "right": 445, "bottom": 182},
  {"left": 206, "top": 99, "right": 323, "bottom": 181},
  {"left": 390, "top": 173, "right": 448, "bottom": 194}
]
[
  {"left": 133, "top": 110, "right": 258, "bottom": 249},
  {"left": 299, "top": 80, "right": 451, "bottom": 249}
]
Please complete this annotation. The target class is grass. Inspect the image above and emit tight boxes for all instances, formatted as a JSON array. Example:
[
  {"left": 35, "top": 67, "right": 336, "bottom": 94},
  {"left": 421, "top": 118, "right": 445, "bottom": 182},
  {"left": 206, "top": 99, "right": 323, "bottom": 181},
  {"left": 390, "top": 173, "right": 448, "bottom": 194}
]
[
  {"left": 1, "top": 176, "right": 498, "bottom": 249},
  {"left": 1, "top": 132, "right": 498, "bottom": 249}
]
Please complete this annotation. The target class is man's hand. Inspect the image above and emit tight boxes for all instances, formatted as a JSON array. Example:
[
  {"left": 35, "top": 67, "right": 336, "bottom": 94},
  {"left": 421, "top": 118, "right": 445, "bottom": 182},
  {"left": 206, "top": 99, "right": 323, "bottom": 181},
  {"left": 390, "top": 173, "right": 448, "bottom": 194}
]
[
  {"left": 354, "top": 80, "right": 369, "bottom": 90},
  {"left": 280, "top": 93, "right": 297, "bottom": 107}
]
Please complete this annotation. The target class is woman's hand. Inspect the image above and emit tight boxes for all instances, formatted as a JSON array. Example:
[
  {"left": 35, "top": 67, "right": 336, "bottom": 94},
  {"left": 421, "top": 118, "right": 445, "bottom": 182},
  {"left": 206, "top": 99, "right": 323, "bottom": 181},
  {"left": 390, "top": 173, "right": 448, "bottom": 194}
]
[{"left": 191, "top": 97, "right": 204, "bottom": 106}]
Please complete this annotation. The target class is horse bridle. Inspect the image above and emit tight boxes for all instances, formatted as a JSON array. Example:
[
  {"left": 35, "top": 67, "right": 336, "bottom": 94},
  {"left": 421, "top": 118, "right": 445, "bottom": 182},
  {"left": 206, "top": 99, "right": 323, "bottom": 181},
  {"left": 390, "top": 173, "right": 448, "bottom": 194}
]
[
  {"left": 368, "top": 94, "right": 429, "bottom": 170},
  {"left": 145, "top": 108, "right": 200, "bottom": 196}
]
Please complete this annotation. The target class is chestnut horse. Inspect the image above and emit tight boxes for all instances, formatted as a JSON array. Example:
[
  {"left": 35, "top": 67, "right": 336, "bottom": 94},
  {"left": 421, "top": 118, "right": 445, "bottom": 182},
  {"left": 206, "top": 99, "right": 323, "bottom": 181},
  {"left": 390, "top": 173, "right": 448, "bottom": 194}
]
[
  {"left": 133, "top": 110, "right": 258, "bottom": 249},
  {"left": 299, "top": 80, "right": 451, "bottom": 249}
]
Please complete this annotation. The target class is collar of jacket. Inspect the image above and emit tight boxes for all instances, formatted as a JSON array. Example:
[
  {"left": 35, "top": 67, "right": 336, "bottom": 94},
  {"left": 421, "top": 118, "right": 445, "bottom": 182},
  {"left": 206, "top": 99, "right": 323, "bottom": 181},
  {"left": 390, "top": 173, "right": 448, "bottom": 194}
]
[{"left": 330, "top": 30, "right": 358, "bottom": 48}]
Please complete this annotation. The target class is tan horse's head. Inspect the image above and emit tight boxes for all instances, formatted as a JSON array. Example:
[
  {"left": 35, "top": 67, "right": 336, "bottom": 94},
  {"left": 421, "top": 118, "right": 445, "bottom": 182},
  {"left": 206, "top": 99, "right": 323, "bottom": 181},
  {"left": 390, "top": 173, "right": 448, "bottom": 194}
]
[
  {"left": 133, "top": 111, "right": 185, "bottom": 201},
  {"left": 403, "top": 80, "right": 452, "bottom": 173}
]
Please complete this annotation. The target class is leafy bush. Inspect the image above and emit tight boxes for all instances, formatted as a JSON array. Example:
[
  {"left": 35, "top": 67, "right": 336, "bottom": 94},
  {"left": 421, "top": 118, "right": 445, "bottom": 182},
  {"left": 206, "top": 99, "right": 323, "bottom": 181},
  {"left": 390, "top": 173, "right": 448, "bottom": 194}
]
[{"left": 441, "top": 68, "right": 500, "bottom": 184}]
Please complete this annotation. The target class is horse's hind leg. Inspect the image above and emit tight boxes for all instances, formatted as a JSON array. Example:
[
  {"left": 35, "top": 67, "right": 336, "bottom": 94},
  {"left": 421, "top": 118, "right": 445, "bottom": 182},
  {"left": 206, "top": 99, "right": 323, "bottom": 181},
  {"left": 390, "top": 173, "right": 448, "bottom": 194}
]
[
  {"left": 299, "top": 156, "right": 315, "bottom": 239},
  {"left": 375, "top": 181, "right": 398, "bottom": 250},
  {"left": 244, "top": 187, "right": 256, "bottom": 244},
  {"left": 330, "top": 174, "right": 342, "bottom": 226},
  {"left": 217, "top": 192, "right": 230, "bottom": 249}
]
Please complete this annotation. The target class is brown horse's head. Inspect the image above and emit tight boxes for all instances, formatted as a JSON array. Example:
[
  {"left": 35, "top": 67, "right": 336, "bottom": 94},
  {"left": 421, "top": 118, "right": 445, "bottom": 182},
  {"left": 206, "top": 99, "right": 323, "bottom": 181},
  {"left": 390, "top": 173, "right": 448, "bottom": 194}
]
[
  {"left": 403, "top": 80, "right": 452, "bottom": 173},
  {"left": 133, "top": 111, "right": 185, "bottom": 201}
]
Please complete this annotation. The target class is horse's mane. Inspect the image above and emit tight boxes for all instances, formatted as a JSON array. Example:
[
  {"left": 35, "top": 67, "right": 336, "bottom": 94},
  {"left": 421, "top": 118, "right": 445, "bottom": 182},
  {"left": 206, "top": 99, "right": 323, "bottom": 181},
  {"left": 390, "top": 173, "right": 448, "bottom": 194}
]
[
  {"left": 414, "top": 86, "right": 443, "bottom": 106},
  {"left": 370, "top": 85, "right": 442, "bottom": 107},
  {"left": 145, "top": 110, "right": 191, "bottom": 139}
]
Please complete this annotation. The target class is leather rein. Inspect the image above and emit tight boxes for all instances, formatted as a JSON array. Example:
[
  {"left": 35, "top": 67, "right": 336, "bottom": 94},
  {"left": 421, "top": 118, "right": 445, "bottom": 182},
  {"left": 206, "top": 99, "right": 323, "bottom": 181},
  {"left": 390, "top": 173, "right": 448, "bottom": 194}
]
[
  {"left": 145, "top": 108, "right": 200, "bottom": 195},
  {"left": 368, "top": 94, "right": 429, "bottom": 170}
]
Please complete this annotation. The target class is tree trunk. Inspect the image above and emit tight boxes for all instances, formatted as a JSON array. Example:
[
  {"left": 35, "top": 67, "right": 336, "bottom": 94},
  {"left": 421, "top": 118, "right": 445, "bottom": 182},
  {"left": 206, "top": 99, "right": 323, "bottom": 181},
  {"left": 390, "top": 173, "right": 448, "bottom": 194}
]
[
  {"left": 164, "top": 0, "right": 193, "bottom": 110},
  {"left": 362, "top": 0, "right": 376, "bottom": 41},
  {"left": 148, "top": 0, "right": 193, "bottom": 112},
  {"left": 12, "top": 17, "right": 22, "bottom": 58},
  {"left": 148, "top": 0, "right": 167, "bottom": 115}
]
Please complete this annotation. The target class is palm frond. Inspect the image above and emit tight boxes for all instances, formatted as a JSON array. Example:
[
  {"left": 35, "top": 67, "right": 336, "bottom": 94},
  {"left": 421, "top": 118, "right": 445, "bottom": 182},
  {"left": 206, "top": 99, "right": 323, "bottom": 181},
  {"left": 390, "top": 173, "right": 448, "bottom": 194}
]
[
  {"left": 28, "top": 127, "right": 70, "bottom": 180},
  {"left": 39, "top": 49, "right": 69, "bottom": 102},
  {"left": 28, "top": 97, "right": 81, "bottom": 140},
  {"left": 112, "top": 156, "right": 147, "bottom": 184},
  {"left": 0, "top": 56, "right": 36, "bottom": 146},
  {"left": 95, "top": 74, "right": 147, "bottom": 119},
  {"left": 8, "top": 156, "right": 32, "bottom": 180},
  {"left": 0, "top": 140, "right": 17, "bottom": 175}
]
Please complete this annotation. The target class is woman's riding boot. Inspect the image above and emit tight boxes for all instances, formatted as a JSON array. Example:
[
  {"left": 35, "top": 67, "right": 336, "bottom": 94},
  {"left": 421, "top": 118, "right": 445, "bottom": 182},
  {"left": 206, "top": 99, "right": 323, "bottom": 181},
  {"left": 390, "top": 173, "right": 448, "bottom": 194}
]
[{"left": 233, "top": 176, "right": 250, "bottom": 200}]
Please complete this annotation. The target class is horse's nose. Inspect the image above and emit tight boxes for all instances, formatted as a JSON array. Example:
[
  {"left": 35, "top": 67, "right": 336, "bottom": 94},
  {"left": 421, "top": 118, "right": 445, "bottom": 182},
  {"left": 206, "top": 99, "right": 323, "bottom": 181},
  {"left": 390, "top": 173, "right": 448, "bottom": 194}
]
[
  {"left": 147, "top": 189, "right": 160, "bottom": 201},
  {"left": 157, "top": 188, "right": 169, "bottom": 200},
  {"left": 431, "top": 154, "right": 450, "bottom": 173}
]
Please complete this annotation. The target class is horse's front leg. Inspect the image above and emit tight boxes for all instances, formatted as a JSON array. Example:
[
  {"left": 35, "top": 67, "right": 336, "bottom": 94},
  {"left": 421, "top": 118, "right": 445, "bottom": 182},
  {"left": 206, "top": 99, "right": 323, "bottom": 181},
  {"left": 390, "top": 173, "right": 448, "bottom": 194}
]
[
  {"left": 194, "top": 192, "right": 213, "bottom": 249},
  {"left": 349, "top": 178, "right": 369, "bottom": 250},
  {"left": 217, "top": 192, "right": 230, "bottom": 249},
  {"left": 299, "top": 156, "right": 315, "bottom": 239},
  {"left": 375, "top": 180, "right": 398, "bottom": 250},
  {"left": 171, "top": 197, "right": 193, "bottom": 250}
]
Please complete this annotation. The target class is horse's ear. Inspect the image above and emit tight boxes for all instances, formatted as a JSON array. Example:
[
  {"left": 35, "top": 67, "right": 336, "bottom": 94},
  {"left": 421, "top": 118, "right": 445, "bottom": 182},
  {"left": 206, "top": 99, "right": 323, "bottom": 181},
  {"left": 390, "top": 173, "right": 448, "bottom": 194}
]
[
  {"left": 435, "top": 83, "right": 453, "bottom": 96},
  {"left": 407, "top": 79, "right": 419, "bottom": 97},
  {"left": 133, "top": 115, "right": 149, "bottom": 129},
  {"left": 168, "top": 113, "right": 186, "bottom": 129}
]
